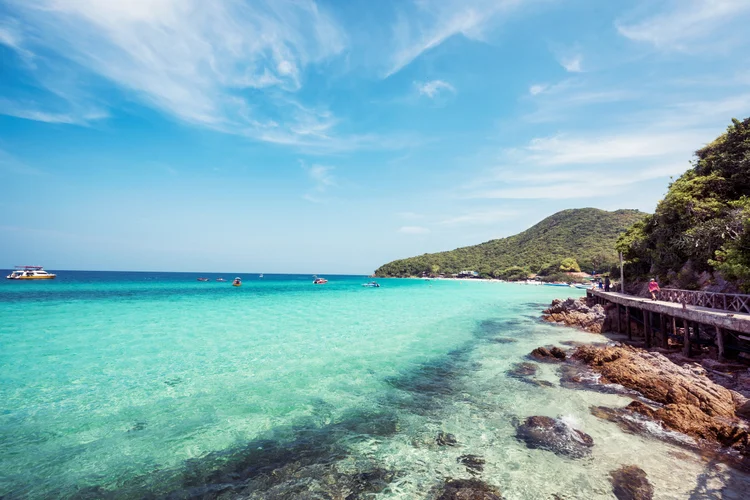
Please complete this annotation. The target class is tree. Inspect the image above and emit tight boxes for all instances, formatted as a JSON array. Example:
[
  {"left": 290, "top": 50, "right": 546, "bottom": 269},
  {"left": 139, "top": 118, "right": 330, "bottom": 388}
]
[
  {"left": 430, "top": 264, "right": 440, "bottom": 274},
  {"left": 559, "top": 258, "right": 581, "bottom": 273}
]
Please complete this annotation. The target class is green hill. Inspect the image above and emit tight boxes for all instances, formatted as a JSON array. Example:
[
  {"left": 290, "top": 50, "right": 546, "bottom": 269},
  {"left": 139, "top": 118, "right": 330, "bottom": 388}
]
[{"left": 375, "top": 208, "right": 647, "bottom": 279}]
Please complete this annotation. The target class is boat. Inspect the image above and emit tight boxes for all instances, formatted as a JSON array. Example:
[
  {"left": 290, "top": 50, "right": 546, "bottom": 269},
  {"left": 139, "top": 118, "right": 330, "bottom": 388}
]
[
  {"left": 232, "top": 277, "right": 242, "bottom": 287},
  {"left": 543, "top": 282, "right": 571, "bottom": 287},
  {"left": 259, "top": 274, "right": 263, "bottom": 278},
  {"left": 313, "top": 278, "right": 328, "bottom": 284},
  {"left": 197, "top": 277, "right": 210, "bottom": 282},
  {"left": 362, "top": 281, "right": 380, "bottom": 288},
  {"left": 216, "top": 278, "right": 226, "bottom": 282},
  {"left": 6, "top": 266, "right": 56, "bottom": 280}
]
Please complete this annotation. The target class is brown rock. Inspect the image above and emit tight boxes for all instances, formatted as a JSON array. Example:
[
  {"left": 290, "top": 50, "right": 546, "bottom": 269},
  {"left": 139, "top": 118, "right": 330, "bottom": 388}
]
[
  {"left": 530, "top": 347, "right": 566, "bottom": 362},
  {"left": 609, "top": 465, "right": 654, "bottom": 500},
  {"left": 574, "top": 344, "right": 750, "bottom": 457}
]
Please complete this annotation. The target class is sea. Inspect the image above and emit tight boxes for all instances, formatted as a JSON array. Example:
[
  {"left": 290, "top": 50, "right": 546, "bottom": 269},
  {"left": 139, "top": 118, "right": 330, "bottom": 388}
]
[{"left": 1, "top": 271, "right": 749, "bottom": 499}]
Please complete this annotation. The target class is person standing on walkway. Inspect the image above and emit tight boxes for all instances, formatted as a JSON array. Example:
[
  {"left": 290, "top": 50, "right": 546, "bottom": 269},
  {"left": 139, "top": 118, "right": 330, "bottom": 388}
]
[
  {"left": 648, "top": 278, "right": 660, "bottom": 300},
  {"left": 604, "top": 276, "right": 611, "bottom": 292}
]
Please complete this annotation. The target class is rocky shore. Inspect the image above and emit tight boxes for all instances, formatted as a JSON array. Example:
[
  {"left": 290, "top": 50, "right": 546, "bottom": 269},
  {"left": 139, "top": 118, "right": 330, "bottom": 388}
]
[
  {"left": 533, "top": 340, "right": 750, "bottom": 471},
  {"left": 541, "top": 297, "right": 609, "bottom": 333}
]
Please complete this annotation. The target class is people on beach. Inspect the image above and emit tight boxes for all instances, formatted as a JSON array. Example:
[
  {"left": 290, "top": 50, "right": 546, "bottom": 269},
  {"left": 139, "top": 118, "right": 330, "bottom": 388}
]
[
  {"left": 648, "top": 278, "right": 660, "bottom": 300},
  {"left": 604, "top": 276, "right": 610, "bottom": 292}
]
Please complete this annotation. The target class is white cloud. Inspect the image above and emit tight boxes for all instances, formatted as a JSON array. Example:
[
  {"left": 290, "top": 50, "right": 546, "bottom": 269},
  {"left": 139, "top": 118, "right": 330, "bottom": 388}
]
[
  {"left": 385, "top": 0, "right": 533, "bottom": 77},
  {"left": 529, "top": 84, "right": 548, "bottom": 95},
  {"left": 416, "top": 80, "right": 456, "bottom": 98},
  {"left": 398, "top": 226, "right": 430, "bottom": 234},
  {"left": 302, "top": 163, "right": 336, "bottom": 202},
  {"left": 559, "top": 54, "right": 582, "bottom": 73},
  {"left": 2, "top": 0, "right": 355, "bottom": 148},
  {"left": 616, "top": 0, "right": 750, "bottom": 51}
]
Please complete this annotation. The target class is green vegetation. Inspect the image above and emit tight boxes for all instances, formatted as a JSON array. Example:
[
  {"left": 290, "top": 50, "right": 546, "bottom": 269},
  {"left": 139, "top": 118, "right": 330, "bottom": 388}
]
[
  {"left": 375, "top": 208, "right": 646, "bottom": 279},
  {"left": 617, "top": 117, "right": 750, "bottom": 291}
]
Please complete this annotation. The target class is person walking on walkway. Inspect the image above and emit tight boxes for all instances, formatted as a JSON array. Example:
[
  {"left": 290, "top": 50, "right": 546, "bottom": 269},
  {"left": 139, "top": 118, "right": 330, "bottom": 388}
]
[{"left": 648, "top": 278, "right": 660, "bottom": 301}]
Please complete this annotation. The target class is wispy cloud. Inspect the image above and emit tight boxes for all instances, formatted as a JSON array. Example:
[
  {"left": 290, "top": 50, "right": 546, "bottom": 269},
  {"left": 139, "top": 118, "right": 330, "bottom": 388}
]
[
  {"left": 302, "top": 163, "right": 336, "bottom": 203},
  {"left": 2, "top": 0, "right": 362, "bottom": 149},
  {"left": 616, "top": 0, "right": 750, "bottom": 52},
  {"left": 559, "top": 54, "right": 583, "bottom": 73},
  {"left": 385, "top": 0, "right": 534, "bottom": 78},
  {"left": 398, "top": 226, "right": 430, "bottom": 234},
  {"left": 0, "top": 149, "right": 44, "bottom": 176},
  {"left": 529, "top": 84, "right": 548, "bottom": 95},
  {"left": 416, "top": 80, "right": 456, "bottom": 98}
]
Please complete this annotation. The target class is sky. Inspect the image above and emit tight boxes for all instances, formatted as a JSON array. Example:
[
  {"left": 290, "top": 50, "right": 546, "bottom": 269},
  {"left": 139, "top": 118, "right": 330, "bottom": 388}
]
[{"left": 1, "top": 0, "right": 750, "bottom": 274}]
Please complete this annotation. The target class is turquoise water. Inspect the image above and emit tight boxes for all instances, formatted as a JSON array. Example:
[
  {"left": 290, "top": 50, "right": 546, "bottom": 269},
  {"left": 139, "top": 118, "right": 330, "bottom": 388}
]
[{"left": 1, "top": 272, "right": 748, "bottom": 499}]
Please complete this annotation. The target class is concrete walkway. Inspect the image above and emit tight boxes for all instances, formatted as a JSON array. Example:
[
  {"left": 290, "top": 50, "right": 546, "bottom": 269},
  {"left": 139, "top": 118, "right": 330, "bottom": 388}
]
[{"left": 589, "top": 290, "right": 750, "bottom": 335}]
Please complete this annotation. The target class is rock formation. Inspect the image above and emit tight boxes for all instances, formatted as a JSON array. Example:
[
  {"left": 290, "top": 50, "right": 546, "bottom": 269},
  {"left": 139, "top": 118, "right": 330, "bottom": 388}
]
[
  {"left": 434, "top": 478, "right": 503, "bottom": 500},
  {"left": 609, "top": 465, "right": 654, "bottom": 500},
  {"left": 572, "top": 344, "right": 750, "bottom": 458},
  {"left": 515, "top": 415, "right": 594, "bottom": 458},
  {"left": 529, "top": 346, "right": 567, "bottom": 362},
  {"left": 542, "top": 297, "right": 607, "bottom": 333}
]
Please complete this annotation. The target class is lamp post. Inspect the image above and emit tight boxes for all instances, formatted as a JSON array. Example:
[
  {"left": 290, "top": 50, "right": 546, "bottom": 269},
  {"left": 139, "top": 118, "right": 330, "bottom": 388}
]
[{"left": 619, "top": 252, "right": 625, "bottom": 294}]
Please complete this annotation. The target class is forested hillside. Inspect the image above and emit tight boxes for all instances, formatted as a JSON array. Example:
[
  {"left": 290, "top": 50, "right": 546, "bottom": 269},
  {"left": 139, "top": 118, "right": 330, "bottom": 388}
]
[
  {"left": 375, "top": 208, "right": 646, "bottom": 279},
  {"left": 617, "top": 117, "right": 750, "bottom": 291}
]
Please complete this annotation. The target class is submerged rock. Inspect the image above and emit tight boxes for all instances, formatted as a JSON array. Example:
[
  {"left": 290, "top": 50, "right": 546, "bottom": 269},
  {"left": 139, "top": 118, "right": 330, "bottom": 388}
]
[
  {"left": 437, "top": 431, "right": 458, "bottom": 446},
  {"left": 508, "top": 362, "right": 538, "bottom": 377},
  {"left": 542, "top": 297, "right": 607, "bottom": 333},
  {"left": 434, "top": 478, "right": 503, "bottom": 500},
  {"left": 490, "top": 337, "right": 518, "bottom": 344},
  {"left": 530, "top": 346, "right": 567, "bottom": 362},
  {"left": 458, "top": 454, "right": 485, "bottom": 474},
  {"left": 515, "top": 416, "right": 594, "bottom": 458},
  {"left": 609, "top": 465, "right": 654, "bottom": 500}
]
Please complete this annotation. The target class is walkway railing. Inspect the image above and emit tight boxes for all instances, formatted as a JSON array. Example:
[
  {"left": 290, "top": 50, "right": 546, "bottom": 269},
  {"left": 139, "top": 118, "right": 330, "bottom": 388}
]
[{"left": 656, "top": 289, "right": 750, "bottom": 314}]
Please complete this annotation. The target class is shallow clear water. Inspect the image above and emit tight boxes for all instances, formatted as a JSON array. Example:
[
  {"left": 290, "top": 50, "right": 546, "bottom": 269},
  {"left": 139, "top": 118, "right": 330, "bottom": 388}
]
[{"left": 1, "top": 272, "right": 748, "bottom": 499}]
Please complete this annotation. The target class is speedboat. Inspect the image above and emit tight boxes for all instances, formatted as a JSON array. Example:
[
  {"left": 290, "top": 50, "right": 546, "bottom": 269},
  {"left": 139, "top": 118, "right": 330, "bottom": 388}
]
[
  {"left": 362, "top": 281, "right": 380, "bottom": 287},
  {"left": 216, "top": 278, "right": 226, "bottom": 282},
  {"left": 232, "top": 277, "right": 242, "bottom": 287},
  {"left": 197, "top": 277, "right": 209, "bottom": 282},
  {"left": 313, "top": 278, "right": 328, "bottom": 284},
  {"left": 259, "top": 274, "right": 263, "bottom": 278},
  {"left": 6, "top": 266, "right": 56, "bottom": 280}
]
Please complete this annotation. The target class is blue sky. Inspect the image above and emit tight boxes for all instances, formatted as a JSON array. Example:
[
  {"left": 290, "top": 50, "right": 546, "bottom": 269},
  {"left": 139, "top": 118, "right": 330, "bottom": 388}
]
[{"left": 1, "top": 0, "right": 750, "bottom": 274}]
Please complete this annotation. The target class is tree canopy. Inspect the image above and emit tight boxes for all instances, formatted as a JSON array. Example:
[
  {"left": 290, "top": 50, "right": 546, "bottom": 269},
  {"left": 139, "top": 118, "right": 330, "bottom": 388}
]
[
  {"left": 617, "top": 117, "right": 750, "bottom": 291},
  {"left": 375, "top": 208, "right": 645, "bottom": 278}
]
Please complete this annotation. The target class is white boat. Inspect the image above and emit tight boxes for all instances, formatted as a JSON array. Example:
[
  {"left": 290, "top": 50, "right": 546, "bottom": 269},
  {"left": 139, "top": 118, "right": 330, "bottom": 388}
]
[
  {"left": 259, "top": 274, "right": 263, "bottom": 278},
  {"left": 362, "top": 281, "right": 380, "bottom": 288},
  {"left": 6, "top": 266, "right": 56, "bottom": 280}
]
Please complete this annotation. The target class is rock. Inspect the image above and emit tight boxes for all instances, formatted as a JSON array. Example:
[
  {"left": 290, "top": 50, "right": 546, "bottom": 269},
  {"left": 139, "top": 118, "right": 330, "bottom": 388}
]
[
  {"left": 435, "top": 478, "right": 503, "bottom": 500},
  {"left": 515, "top": 416, "right": 594, "bottom": 458},
  {"left": 437, "top": 431, "right": 458, "bottom": 446},
  {"left": 609, "top": 465, "right": 654, "bottom": 500},
  {"left": 508, "top": 362, "right": 538, "bottom": 377},
  {"left": 491, "top": 337, "right": 517, "bottom": 344},
  {"left": 574, "top": 344, "right": 750, "bottom": 458},
  {"left": 542, "top": 297, "right": 607, "bottom": 333},
  {"left": 573, "top": 345, "right": 736, "bottom": 417},
  {"left": 458, "top": 454, "right": 485, "bottom": 474},
  {"left": 737, "top": 400, "right": 750, "bottom": 421},
  {"left": 530, "top": 347, "right": 566, "bottom": 362}
]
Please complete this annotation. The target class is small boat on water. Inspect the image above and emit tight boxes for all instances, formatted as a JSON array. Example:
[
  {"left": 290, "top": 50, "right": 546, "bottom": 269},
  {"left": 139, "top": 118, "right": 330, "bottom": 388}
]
[
  {"left": 543, "top": 282, "right": 571, "bottom": 287},
  {"left": 6, "top": 266, "right": 56, "bottom": 280},
  {"left": 197, "top": 277, "right": 210, "bottom": 282},
  {"left": 362, "top": 281, "right": 380, "bottom": 288},
  {"left": 232, "top": 277, "right": 242, "bottom": 287},
  {"left": 216, "top": 278, "right": 226, "bottom": 282},
  {"left": 259, "top": 274, "right": 263, "bottom": 278},
  {"left": 313, "top": 278, "right": 328, "bottom": 284}
]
